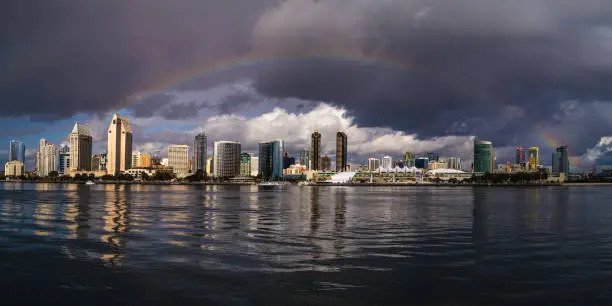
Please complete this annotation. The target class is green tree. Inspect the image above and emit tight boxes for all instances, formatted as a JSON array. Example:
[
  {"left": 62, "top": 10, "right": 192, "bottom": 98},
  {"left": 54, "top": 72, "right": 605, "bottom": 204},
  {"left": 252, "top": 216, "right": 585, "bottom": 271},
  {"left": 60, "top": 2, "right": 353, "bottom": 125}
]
[{"left": 48, "top": 171, "right": 59, "bottom": 178}]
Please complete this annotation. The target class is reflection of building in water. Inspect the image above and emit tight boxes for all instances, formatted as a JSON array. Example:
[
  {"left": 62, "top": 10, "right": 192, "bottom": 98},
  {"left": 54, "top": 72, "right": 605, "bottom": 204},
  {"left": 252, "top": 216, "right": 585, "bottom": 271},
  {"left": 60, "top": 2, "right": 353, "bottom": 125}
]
[
  {"left": 333, "top": 189, "right": 347, "bottom": 258},
  {"left": 309, "top": 187, "right": 322, "bottom": 259},
  {"left": 101, "top": 185, "right": 130, "bottom": 266},
  {"left": 472, "top": 188, "right": 488, "bottom": 272}
]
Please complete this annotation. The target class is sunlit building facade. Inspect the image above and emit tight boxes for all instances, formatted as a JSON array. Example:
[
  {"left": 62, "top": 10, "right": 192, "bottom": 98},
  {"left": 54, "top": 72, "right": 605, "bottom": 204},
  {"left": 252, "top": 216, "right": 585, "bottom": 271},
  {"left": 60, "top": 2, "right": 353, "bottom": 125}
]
[
  {"left": 107, "top": 114, "right": 133, "bottom": 176},
  {"left": 69, "top": 122, "right": 93, "bottom": 172}
]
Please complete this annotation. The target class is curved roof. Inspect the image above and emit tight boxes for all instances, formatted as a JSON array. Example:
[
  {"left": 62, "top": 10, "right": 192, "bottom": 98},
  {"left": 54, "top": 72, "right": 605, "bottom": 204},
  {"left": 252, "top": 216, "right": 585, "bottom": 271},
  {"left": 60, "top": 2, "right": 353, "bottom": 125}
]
[{"left": 427, "top": 168, "right": 466, "bottom": 175}]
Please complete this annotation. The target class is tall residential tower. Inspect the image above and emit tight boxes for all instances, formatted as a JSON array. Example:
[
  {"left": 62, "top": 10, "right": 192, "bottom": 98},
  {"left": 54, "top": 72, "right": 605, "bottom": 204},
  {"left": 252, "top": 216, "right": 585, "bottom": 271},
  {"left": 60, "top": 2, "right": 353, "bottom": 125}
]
[
  {"left": 311, "top": 130, "right": 321, "bottom": 170},
  {"left": 336, "top": 131, "right": 347, "bottom": 172},
  {"left": 69, "top": 122, "right": 93, "bottom": 172},
  {"left": 193, "top": 132, "right": 207, "bottom": 174}
]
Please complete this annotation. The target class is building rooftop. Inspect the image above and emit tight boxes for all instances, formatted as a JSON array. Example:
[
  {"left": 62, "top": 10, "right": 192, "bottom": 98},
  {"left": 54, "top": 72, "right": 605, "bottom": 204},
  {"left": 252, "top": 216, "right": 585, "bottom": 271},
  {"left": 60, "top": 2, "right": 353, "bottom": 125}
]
[
  {"left": 111, "top": 113, "right": 133, "bottom": 133},
  {"left": 71, "top": 122, "right": 91, "bottom": 136}
]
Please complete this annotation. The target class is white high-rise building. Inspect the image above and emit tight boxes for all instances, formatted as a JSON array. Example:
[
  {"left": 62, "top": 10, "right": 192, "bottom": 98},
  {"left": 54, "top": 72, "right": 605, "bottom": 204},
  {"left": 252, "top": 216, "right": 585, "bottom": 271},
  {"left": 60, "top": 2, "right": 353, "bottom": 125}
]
[
  {"left": 168, "top": 145, "right": 190, "bottom": 176},
  {"left": 69, "top": 122, "right": 93, "bottom": 172},
  {"left": 251, "top": 156, "right": 259, "bottom": 177},
  {"left": 381, "top": 156, "right": 393, "bottom": 169},
  {"left": 131, "top": 152, "right": 141, "bottom": 169},
  {"left": 36, "top": 139, "right": 58, "bottom": 177},
  {"left": 368, "top": 158, "right": 380, "bottom": 171},
  {"left": 213, "top": 141, "right": 241, "bottom": 178},
  {"left": 107, "top": 113, "right": 133, "bottom": 176},
  {"left": 447, "top": 157, "right": 462, "bottom": 170}
]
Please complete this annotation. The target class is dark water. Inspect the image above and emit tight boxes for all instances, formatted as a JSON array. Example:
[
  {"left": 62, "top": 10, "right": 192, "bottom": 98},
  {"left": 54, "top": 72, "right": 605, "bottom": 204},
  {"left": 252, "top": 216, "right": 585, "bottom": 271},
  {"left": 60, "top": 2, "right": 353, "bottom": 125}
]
[{"left": 2, "top": 183, "right": 612, "bottom": 305}]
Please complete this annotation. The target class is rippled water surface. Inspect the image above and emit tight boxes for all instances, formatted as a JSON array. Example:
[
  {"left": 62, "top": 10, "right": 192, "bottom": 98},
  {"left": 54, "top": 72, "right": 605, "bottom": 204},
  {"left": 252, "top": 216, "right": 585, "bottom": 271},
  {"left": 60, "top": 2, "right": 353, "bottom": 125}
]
[{"left": 2, "top": 183, "right": 612, "bottom": 305}]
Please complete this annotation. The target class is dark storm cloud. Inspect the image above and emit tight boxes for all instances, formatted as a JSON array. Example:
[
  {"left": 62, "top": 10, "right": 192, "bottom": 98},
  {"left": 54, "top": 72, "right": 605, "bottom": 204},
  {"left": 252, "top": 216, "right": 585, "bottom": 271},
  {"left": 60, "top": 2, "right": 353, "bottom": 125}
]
[
  {"left": 251, "top": 0, "right": 612, "bottom": 153},
  {"left": 0, "top": 0, "right": 275, "bottom": 119}
]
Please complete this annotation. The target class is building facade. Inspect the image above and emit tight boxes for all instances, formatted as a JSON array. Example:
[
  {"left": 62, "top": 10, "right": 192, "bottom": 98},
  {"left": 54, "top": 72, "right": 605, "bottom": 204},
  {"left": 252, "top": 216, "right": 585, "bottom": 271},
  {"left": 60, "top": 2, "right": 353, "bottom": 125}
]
[
  {"left": 321, "top": 156, "right": 332, "bottom": 171},
  {"left": 336, "top": 131, "right": 348, "bottom": 172},
  {"left": 447, "top": 157, "right": 462, "bottom": 170},
  {"left": 58, "top": 151, "right": 70, "bottom": 176},
  {"left": 528, "top": 147, "right": 540, "bottom": 170},
  {"left": 283, "top": 152, "right": 295, "bottom": 170},
  {"left": 404, "top": 152, "right": 415, "bottom": 167},
  {"left": 368, "top": 158, "right": 380, "bottom": 171},
  {"left": 69, "top": 122, "right": 93, "bottom": 172},
  {"left": 91, "top": 154, "right": 101, "bottom": 172},
  {"left": 139, "top": 153, "right": 152, "bottom": 168},
  {"left": 240, "top": 153, "right": 252, "bottom": 176},
  {"left": 311, "top": 130, "right": 321, "bottom": 170},
  {"left": 5, "top": 161, "right": 25, "bottom": 177},
  {"left": 515, "top": 147, "right": 526, "bottom": 164},
  {"left": 552, "top": 145, "right": 569, "bottom": 175},
  {"left": 168, "top": 145, "right": 190, "bottom": 176},
  {"left": 299, "top": 149, "right": 310, "bottom": 170},
  {"left": 259, "top": 140, "right": 284, "bottom": 179},
  {"left": 251, "top": 156, "right": 259, "bottom": 177},
  {"left": 415, "top": 157, "right": 429, "bottom": 169},
  {"left": 381, "top": 156, "right": 393, "bottom": 169},
  {"left": 427, "top": 152, "right": 439, "bottom": 162},
  {"left": 213, "top": 141, "right": 241, "bottom": 178},
  {"left": 36, "top": 139, "right": 58, "bottom": 176},
  {"left": 9, "top": 140, "right": 26, "bottom": 163},
  {"left": 107, "top": 113, "right": 133, "bottom": 176},
  {"left": 193, "top": 132, "right": 207, "bottom": 174},
  {"left": 474, "top": 140, "right": 493, "bottom": 173}
]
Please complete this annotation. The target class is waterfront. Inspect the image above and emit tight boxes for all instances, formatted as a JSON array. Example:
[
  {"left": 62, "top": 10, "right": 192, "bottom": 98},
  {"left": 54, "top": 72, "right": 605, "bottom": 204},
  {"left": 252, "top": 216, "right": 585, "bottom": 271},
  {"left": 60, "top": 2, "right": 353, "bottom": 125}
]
[{"left": 2, "top": 183, "right": 612, "bottom": 305}]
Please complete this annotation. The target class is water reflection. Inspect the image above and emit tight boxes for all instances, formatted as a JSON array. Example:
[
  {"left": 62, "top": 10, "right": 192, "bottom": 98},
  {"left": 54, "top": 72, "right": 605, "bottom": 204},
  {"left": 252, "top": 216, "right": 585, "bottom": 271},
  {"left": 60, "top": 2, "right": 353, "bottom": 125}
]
[{"left": 101, "top": 185, "right": 130, "bottom": 266}]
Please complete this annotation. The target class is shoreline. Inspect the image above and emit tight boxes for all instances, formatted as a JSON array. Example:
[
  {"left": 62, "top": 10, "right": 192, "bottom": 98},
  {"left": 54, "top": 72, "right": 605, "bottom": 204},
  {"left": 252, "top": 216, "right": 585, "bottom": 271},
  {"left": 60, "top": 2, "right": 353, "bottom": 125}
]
[{"left": 2, "top": 181, "right": 611, "bottom": 187}]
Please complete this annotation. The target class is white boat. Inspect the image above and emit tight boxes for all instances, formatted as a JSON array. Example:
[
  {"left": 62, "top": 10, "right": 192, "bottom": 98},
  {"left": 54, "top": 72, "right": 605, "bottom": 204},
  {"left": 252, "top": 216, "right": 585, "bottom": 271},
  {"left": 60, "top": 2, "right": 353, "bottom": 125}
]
[
  {"left": 85, "top": 180, "right": 96, "bottom": 185},
  {"left": 258, "top": 181, "right": 289, "bottom": 187}
]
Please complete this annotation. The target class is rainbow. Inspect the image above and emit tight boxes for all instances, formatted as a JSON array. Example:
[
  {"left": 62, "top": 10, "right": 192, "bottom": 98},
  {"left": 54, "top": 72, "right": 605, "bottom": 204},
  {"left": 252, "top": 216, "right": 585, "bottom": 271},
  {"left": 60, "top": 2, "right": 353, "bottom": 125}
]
[
  {"left": 536, "top": 125, "right": 580, "bottom": 168},
  {"left": 127, "top": 50, "right": 417, "bottom": 101}
]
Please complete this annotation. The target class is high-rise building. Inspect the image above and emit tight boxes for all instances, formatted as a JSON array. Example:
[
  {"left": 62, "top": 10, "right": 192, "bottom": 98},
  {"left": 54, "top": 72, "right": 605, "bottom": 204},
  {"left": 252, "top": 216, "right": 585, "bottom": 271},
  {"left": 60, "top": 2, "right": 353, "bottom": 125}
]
[
  {"left": 213, "top": 141, "right": 241, "bottom": 178},
  {"left": 206, "top": 157, "right": 213, "bottom": 175},
  {"left": 336, "top": 131, "right": 348, "bottom": 172},
  {"left": 193, "top": 132, "right": 207, "bottom": 174},
  {"left": 283, "top": 152, "right": 295, "bottom": 170},
  {"left": 474, "top": 140, "right": 493, "bottom": 173},
  {"left": 415, "top": 157, "right": 429, "bottom": 169},
  {"left": 9, "top": 140, "right": 26, "bottom": 163},
  {"left": 552, "top": 146, "right": 569, "bottom": 175},
  {"left": 427, "top": 152, "right": 439, "bottom": 162},
  {"left": 381, "top": 156, "right": 393, "bottom": 169},
  {"left": 528, "top": 147, "right": 539, "bottom": 170},
  {"left": 131, "top": 152, "right": 141, "bottom": 169},
  {"left": 321, "top": 156, "right": 332, "bottom": 171},
  {"left": 259, "top": 140, "right": 284, "bottom": 179},
  {"left": 515, "top": 147, "right": 526, "bottom": 164},
  {"left": 151, "top": 156, "right": 162, "bottom": 166},
  {"left": 5, "top": 161, "right": 25, "bottom": 177},
  {"left": 69, "top": 122, "right": 93, "bottom": 172},
  {"left": 139, "top": 153, "right": 152, "bottom": 168},
  {"left": 240, "top": 153, "right": 252, "bottom": 176},
  {"left": 404, "top": 152, "right": 415, "bottom": 167},
  {"left": 300, "top": 149, "right": 311, "bottom": 169},
  {"left": 251, "top": 156, "right": 259, "bottom": 177},
  {"left": 99, "top": 153, "right": 107, "bottom": 171},
  {"left": 168, "top": 145, "right": 190, "bottom": 176},
  {"left": 447, "top": 157, "right": 462, "bottom": 170},
  {"left": 36, "top": 139, "right": 58, "bottom": 176},
  {"left": 58, "top": 149, "right": 70, "bottom": 175},
  {"left": 368, "top": 158, "right": 380, "bottom": 171},
  {"left": 107, "top": 114, "right": 133, "bottom": 176},
  {"left": 311, "top": 130, "right": 321, "bottom": 170}
]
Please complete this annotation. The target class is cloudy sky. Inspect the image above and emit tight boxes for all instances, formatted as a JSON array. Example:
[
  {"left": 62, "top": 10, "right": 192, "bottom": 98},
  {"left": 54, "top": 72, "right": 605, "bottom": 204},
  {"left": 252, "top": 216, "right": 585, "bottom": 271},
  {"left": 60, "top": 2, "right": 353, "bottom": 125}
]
[{"left": 2, "top": 0, "right": 612, "bottom": 170}]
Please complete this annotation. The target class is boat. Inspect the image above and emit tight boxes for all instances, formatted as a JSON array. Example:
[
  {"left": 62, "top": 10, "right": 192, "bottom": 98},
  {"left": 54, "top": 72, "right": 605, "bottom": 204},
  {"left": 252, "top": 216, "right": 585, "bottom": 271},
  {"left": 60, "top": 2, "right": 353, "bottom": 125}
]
[
  {"left": 258, "top": 181, "right": 289, "bottom": 187},
  {"left": 85, "top": 180, "right": 96, "bottom": 185}
]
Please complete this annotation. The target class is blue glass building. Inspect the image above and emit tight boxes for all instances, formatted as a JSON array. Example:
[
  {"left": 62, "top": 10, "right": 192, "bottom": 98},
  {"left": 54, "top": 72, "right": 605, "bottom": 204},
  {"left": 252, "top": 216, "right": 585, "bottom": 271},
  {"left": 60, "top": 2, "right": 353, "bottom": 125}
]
[
  {"left": 415, "top": 157, "right": 429, "bottom": 169},
  {"left": 259, "top": 140, "right": 284, "bottom": 180},
  {"left": 9, "top": 140, "right": 26, "bottom": 163}
]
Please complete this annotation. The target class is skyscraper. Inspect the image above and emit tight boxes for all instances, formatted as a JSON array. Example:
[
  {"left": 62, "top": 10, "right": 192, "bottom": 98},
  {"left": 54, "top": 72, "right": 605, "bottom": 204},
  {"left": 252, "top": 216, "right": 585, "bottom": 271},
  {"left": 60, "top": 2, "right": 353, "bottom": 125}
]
[
  {"left": 336, "top": 131, "right": 347, "bottom": 172},
  {"left": 382, "top": 156, "right": 393, "bottom": 169},
  {"left": 528, "top": 147, "right": 539, "bottom": 170},
  {"left": 427, "top": 152, "right": 439, "bottom": 162},
  {"left": 368, "top": 158, "right": 380, "bottom": 171},
  {"left": 282, "top": 152, "right": 295, "bottom": 170},
  {"left": 168, "top": 145, "right": 190, "bottom": 176},
  {"left": 415, "top": 157, "right": 429, "bottom": 169},
  {"left": 311, "top": 130, "right": 321, "bottom": 170},
  {"left": 193, "top": 132, "right": 207, "bottom": 174},
  {"left": 9, "top": 140, "right": 26, "bottom": 163},
  {"left": 213, "top": 141, "right": 241, "bottom": 178},
  {"left": 69, "top": 122, "right": 93, "bottom": 172},
  {"left": 515, "top": 147, "right": 526, "bottom": 164},
  {"left": 552, "top": 145, "right": 569, "bottom": 175},
  {"left": 259, "top": 140, "right": 284, "bottom": 180},
  {"left": 404, "top": 152, "right": 415, "bottom": 167},
  {"left": 139, "top": 153, "right": 152, "bottom": 168},
  {"left": 107, "top": 114, "right": 133, "bottom": 176},
  {"left": 36, "top": 139, "right": 58, "bottom": 176},
  {"left": 91, "top": 154, "right": 101, "bottom": 171},
  {"left": 240, "top": 153, "right": 252, "bottom": 176},
  {"left": 58, "top": 147, "right": 70, "bottom": 175},
  {"left": 474, "top": 140, "right": 493, "bottom": 173},
  {"left": 251, "top": 156, "right": 259, "bottom": 177},
  {"left": 447, "top": 157, "right": 462, "bottom": 170},
  {"left": 299, "top": 149, "right": 311, "bottom": 169},
  {"left": 131, "top": 151, "right": 141, "bottom": 169}
]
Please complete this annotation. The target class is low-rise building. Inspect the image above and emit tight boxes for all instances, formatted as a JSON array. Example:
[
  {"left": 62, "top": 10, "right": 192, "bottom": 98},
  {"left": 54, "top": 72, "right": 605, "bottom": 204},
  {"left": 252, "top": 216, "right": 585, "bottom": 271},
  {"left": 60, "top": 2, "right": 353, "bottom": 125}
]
[{"left": 5, "top": 161, "right": 25, "bottom": 177}]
